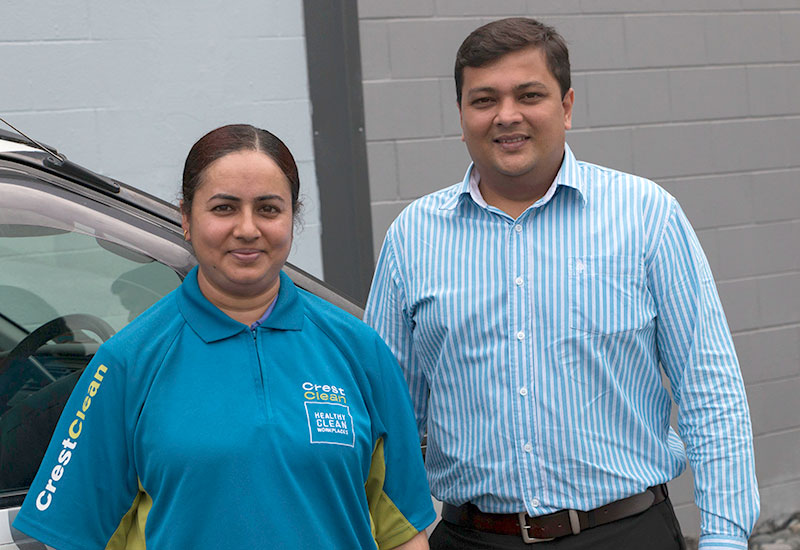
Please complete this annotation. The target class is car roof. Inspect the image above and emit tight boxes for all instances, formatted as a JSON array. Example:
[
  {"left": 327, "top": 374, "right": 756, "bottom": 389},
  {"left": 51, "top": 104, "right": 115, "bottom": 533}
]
[{"left": 0, "top": 139, "right": 39, "bottom": 154}]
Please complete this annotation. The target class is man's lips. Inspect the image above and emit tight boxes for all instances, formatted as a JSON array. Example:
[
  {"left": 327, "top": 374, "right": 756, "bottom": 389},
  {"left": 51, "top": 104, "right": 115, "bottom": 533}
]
[{"left": 493, "top": 134, "right": 529, "bottom": 149}]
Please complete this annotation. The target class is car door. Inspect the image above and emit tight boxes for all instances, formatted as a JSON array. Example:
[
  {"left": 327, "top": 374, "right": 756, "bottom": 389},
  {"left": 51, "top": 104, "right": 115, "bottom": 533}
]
[{"left": 0, "top": 156, "right": 194, "bottom": 548}]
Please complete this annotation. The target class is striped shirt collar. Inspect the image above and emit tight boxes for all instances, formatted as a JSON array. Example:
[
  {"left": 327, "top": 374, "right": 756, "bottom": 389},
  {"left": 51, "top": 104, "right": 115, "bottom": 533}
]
[{"left": 439, "top": 142, "right": 587, "bottom": 212}]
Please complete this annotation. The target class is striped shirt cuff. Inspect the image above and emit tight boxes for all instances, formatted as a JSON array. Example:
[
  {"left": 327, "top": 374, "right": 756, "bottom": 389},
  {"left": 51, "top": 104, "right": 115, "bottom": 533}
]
[{"left": 698, "top": 534, "right": 750, "bottom": 549}]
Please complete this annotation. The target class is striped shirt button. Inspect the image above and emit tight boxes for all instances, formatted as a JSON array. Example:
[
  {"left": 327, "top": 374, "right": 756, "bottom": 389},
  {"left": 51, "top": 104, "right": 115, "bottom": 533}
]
[
  {"left": 532, "top": 498, "right": 541, "bottom": 508},
  {"left": 516, "top": 331, "right": 525, "bottom": 340},
  {"left": 523, "top": 442, "right": 533, "bottom": 453},
  {"left": 519, "top": 387, "right": 528, "bottom": 396},
  {"left": 515, "top": 277, "right": 524, "bottom": 286},
  {"left": 514, "top": 224, "right": 523, "bottom": 233}
]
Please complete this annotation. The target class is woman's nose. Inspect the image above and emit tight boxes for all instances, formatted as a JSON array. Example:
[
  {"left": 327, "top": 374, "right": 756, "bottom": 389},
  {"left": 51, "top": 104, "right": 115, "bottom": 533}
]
[{"left": 233, "top": 211, "right": 259, "bottom": 239}]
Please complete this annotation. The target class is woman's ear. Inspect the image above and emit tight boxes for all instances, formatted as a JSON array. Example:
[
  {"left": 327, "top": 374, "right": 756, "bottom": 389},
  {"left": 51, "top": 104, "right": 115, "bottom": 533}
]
[{"left": 180, "top": 201, "right": 190, "bottom": 241}]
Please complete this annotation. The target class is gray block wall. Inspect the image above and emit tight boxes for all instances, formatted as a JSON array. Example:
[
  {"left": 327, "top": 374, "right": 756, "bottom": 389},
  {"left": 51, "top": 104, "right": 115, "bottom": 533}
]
[
  {"left": 0, "top": 0, "right": 324, "bottom": 278},
  {"left": 359, "top": 1, "right": 800, "bottom": 537}
]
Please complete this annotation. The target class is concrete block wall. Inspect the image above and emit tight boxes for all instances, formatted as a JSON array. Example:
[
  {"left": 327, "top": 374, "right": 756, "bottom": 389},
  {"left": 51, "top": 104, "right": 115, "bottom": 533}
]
[
  {"left": 359, "top": 1, "right": 800, "bottom": 537},
  {"left": 0, "top": 0, "right": 323, "bottom": 278}
]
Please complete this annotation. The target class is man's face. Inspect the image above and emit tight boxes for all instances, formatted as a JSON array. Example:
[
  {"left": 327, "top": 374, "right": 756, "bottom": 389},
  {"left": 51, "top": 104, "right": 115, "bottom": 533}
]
[{"left": 459, "top": 47, "right": 574, "bottom": 189}]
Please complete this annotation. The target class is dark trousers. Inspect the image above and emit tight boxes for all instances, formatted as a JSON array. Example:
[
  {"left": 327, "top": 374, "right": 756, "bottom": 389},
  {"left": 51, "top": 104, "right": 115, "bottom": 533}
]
[{"left": 429, "top": 498, "right": 687, "bottom": 550}]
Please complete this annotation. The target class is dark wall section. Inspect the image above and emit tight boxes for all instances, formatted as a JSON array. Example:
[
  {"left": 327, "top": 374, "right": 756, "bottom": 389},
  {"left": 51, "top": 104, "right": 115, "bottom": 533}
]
[{"left": 303, "top": 0, "right": 373, "bottom": 306}]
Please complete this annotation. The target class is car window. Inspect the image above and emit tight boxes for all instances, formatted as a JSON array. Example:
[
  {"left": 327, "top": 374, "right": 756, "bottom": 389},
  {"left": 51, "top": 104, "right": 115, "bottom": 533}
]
[{"left": 0, "top": 179, "right": 190, "bottom": 496}]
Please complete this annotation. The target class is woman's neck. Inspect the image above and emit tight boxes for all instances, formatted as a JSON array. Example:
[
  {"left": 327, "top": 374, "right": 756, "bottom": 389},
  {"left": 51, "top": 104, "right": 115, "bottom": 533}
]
[{"left": 196, "top": 271, "right": 280, "bottom": 326}]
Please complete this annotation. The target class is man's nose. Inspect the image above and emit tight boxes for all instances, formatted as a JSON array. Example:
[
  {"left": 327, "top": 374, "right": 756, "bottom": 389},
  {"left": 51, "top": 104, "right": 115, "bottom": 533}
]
[{"left": 495, "top": 98, "right": 523, "bottom": 126}]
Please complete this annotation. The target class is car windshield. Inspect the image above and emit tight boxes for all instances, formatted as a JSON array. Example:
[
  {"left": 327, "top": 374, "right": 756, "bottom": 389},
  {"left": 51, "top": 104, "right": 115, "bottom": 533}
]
[
  {"left": 0, "top": 183, "right": 187, "bottom": 333},
  {"left": 0, "top": 178, "right": 192, "bottom": 495}
]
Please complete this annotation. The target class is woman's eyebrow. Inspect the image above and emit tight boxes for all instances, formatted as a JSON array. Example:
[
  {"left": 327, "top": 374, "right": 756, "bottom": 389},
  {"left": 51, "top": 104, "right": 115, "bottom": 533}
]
[
  {"left": 209, "top": 193, "right": 240, "bottom": 201},
  {"left": 208, "top": 193, "right": 285, "bottom": 202},
  {"left": 255, "top": 194, "right": 286, "bottom": 202}
]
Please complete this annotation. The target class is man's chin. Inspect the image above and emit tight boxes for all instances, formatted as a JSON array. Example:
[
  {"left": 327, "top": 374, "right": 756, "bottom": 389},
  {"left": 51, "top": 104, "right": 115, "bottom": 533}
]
[{"left": 494, "top": 162, "right": 537, "bottom": 180}]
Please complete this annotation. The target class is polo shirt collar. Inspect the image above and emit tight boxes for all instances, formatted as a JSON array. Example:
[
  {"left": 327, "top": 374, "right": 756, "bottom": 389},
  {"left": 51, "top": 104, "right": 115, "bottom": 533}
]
[
  {"left": 177, "top": 267, "right": 304, "bottom": 343},
  {"left": 259, "top": 271, "right": 304, "bottom": 331},
  {"left": 439, "top": 142, "right": 587, "bottom": 211}
]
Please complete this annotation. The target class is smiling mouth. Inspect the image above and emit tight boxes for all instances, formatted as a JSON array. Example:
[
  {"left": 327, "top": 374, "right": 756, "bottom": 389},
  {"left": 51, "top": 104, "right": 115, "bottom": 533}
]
[
  {"left": 230, "top": 250, "right": 263, "bottom": 262},
  {"left": 494, "top": 135, "right": 530, "bottom": 150},
  {"left": 494, "top": 136, "right": 528, "bottom": 144}
]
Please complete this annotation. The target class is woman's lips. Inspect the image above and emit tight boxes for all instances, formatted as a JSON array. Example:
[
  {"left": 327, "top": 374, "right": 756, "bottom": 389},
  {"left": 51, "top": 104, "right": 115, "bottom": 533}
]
[{"left": 230, "top": 249, "right": 263, "bottom": 262}]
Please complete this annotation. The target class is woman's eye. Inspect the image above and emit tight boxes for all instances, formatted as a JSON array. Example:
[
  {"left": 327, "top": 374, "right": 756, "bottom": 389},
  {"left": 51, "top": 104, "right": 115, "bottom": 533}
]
[
  {"left": 256, "top": 203, "right": 279, "bottom": 214},
  {"left": 211, "top": 204, "right": 233, "bottom": 212}
]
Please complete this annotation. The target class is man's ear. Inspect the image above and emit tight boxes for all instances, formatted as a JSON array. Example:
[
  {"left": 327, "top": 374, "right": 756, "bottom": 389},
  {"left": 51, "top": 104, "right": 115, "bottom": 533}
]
[
  {"left": 562, "top": 88, "right": 575, "bottom": 130},
  {"left": 458, "top": 101, "right": 465, "bottom": 142}
]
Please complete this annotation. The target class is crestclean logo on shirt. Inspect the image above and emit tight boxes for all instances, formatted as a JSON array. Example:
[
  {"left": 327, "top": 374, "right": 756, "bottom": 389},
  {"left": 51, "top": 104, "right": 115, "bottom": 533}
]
[
  {"left": 35, "top": 363, "right": 108, "bottom": 512},
  {"left": 302, "top": 381, "right": 347, "bottom": 403},
  {"left": 302, "top": 380, "right": 354, "bottom": 447}
]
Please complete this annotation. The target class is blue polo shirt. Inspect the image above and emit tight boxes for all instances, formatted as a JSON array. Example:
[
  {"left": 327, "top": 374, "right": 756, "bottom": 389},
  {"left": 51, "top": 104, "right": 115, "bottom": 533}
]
[{"left": 14, "top": 268, "right": 435, "bottom": 550}]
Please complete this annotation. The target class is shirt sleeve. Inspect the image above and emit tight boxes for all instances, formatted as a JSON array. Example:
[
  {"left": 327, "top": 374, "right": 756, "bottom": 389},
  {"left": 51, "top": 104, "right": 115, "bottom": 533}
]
[
  {"left": 364, "top": 227, "right": 429, "bottom": 442},
  {"left": 647, "top": 198, "right": 760, "bottom": 549},
  {"left": 12, "top": 345, "right": 139, "bottom": 550},
  {"left": 364, "top": 334, "right": 436, "bottom": 549}
]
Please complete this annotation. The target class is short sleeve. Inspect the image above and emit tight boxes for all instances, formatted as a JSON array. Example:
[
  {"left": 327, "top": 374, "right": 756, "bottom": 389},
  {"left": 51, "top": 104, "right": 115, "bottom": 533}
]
[
  {"left": 364, "top": 335, "right": 435, "bottom": 549},
  {"left": 13, "top": 346, "right": 139, "bottom": 550}
]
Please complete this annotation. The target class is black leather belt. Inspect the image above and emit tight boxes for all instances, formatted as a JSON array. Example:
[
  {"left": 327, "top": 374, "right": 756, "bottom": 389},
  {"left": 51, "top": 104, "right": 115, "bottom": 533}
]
[{"left": 441, "top": 484, "right": 667, "bottom": 543}]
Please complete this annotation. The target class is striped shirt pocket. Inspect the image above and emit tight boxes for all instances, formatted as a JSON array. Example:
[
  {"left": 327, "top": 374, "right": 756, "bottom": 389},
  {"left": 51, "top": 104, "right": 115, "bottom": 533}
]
[{"left": 569, "top": 255, "right": 652, "bottom": 335}]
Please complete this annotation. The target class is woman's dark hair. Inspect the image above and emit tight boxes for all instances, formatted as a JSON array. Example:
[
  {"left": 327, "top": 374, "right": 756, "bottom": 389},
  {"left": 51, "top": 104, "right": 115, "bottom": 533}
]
[
  {"left": 181, "top": 124, "right": 300, "bottom": 216},
  {"left": 455, "top": 17, "right": 571, "bottom": 105}
]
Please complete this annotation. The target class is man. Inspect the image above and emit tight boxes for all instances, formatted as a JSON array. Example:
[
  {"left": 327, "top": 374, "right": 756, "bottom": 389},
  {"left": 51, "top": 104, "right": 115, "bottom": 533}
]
[{"left": 365, "top": 17, "right": 759, "bottom": 550}]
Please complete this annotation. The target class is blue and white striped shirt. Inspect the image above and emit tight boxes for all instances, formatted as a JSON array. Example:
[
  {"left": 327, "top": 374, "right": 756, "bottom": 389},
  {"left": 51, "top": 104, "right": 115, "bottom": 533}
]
[{"left": 365, "top": 144, "right": 759, "bottom": 549}]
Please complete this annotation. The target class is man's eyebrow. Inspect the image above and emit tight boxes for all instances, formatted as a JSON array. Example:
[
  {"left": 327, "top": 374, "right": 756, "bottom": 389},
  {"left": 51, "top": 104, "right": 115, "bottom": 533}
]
[
  {"left": 514, "top": 81, "right": 548, "bottom": 91},
  {"left": 466, "top": 86, "right": 497, "bottom": 97},
  {"left": 466, "top": 81, "right": 548, "bottom": 97}
]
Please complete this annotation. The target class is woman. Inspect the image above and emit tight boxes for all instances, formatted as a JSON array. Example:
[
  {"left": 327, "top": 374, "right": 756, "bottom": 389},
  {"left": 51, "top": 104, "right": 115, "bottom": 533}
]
[{"left": 13, "top": 124, "right": 435, "bottom": 549}]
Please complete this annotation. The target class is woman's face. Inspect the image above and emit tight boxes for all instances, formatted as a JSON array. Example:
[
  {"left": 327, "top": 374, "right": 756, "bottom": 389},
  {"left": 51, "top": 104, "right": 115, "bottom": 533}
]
[{"left": 181, "top": 149, "right": 293, "bottom": 302}]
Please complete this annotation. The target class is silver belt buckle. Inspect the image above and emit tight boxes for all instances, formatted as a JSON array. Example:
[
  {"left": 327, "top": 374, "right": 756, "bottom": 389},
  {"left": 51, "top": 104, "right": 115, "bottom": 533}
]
[{"left": 518, "top": 512, "right": 555, "bottom": 543}]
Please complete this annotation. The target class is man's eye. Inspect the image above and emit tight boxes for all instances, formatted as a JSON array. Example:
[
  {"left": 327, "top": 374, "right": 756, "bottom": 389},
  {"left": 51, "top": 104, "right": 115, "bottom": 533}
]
[
  {"left": 522, "top": 92, "right": 543, "bottom": 101},
  {"left": 472, "top": 97, "right": 494, "bottom": 106}
]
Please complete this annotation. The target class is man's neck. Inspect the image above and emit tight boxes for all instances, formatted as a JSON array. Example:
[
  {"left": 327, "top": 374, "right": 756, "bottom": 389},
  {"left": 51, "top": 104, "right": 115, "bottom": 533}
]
[
  {"left": 473, "top": 151, "right": 564, "bottom": 219},
  {"left": 477, "top": 173, "right": 555, "bottom": 219}
]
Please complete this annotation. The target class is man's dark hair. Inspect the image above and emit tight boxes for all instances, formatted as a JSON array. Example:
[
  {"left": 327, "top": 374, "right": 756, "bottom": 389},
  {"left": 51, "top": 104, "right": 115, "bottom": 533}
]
[{"left": 455, "top": 17, "right": 571, "bottom": 105}]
